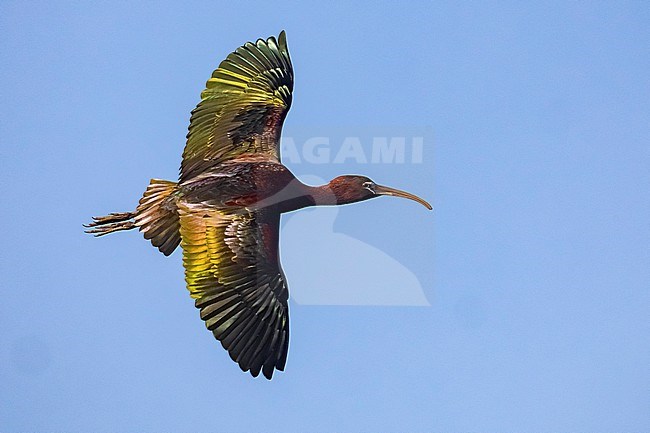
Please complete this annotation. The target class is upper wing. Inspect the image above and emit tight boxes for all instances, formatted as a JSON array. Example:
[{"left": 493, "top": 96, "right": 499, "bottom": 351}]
[
  {"left": 180, "top": 31, "right": 293, "bottom": 183},
  {"left": 178, "top": 204, "right": 289, "bottom": 379}
]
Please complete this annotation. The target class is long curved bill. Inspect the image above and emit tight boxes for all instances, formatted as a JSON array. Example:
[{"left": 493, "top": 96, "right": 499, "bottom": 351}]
[{"left": 374, "top": 185, "right": 432, "bottom": 210}]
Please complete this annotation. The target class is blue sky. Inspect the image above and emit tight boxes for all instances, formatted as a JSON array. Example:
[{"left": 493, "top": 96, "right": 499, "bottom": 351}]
[{"left": 1, "top": 1, "right": 649, "bottom": 432}]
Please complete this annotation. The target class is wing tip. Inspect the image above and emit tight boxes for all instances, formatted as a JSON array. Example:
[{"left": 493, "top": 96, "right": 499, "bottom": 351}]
[
  {"left": 241, "top": 361, "right": 281, "bottom": 380},
  {"left": 262, "top": 31, "right": 289, "bottom": 57},
  {"left": 278, "top": 30, "right": 289, "bottom": 57}
]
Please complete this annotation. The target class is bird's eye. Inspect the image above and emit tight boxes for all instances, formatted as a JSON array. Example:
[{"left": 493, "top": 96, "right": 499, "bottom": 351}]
[{"left": 362, "top": 181, "right": 375, "bottom": 192}]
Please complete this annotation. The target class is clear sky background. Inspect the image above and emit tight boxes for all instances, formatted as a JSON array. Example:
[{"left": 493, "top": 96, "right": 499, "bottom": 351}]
[{"left": 1, "top": 1, "right": 649, "bottom": 432}]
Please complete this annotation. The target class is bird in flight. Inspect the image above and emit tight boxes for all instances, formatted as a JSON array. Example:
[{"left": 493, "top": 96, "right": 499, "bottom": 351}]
[{"left": 86, "top": 31, "right": 431, "bottom": 380}]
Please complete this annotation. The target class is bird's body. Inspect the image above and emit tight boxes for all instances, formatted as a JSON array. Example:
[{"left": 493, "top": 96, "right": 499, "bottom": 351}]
[{"left": 87, "top": 31, "right": 431, "bottom": 379}]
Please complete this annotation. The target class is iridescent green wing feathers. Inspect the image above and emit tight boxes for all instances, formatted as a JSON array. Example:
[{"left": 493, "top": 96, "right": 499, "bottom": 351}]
[
  {"left": 179, "top": 207, "right": 289, "bottom": 379},
  {"left": 181, "top": 31, "right": 293, "bottom": 183}
]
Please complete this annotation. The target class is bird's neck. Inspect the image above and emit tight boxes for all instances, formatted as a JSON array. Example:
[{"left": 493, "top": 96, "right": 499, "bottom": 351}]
[
  {"left": 274, "top": 184, "right": 338, "bottom": 213},
  {"left": 301, "top": 182, "right": 366, "bottom": 208},
  {"left": 275, "top": 180, "right": 364, "bottom": 213},
  {"left": 304, "top": 184, "right": 340, "bottom": 207}
]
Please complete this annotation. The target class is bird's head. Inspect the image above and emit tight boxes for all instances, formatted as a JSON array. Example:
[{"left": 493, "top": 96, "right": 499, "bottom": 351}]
[{"left": 327, "top": 175, "right": 432, "bottom": 209}]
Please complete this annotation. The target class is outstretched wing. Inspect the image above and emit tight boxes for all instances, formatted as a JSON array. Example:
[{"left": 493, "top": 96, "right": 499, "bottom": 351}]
[
  {"left": 179, "top": 205, "right": 289, "bottom": 379},
  {"left": 180, "top": 31, "right": 293, "bottom": 183}
]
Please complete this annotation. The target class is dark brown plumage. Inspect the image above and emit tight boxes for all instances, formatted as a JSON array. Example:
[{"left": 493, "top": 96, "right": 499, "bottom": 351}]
[{"left": 86, "top": 31, "right": 431, "bottom": 379}]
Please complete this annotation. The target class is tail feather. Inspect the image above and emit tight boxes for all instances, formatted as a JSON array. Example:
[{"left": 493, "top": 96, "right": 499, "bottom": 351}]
[
  {"left": 134, "top": 179, "right": 180, "bottom": 256},
  {"left": 85, "top": 212, "right": 136, "bottom": 236},
  {"left": 86, "top": 179, "right": 180, "bottom": 256}
]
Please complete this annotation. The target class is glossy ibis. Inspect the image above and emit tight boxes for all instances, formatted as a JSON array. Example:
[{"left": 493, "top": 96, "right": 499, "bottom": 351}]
[{"left": 86, "top": 31, "right": 431, "bottom": 379}]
